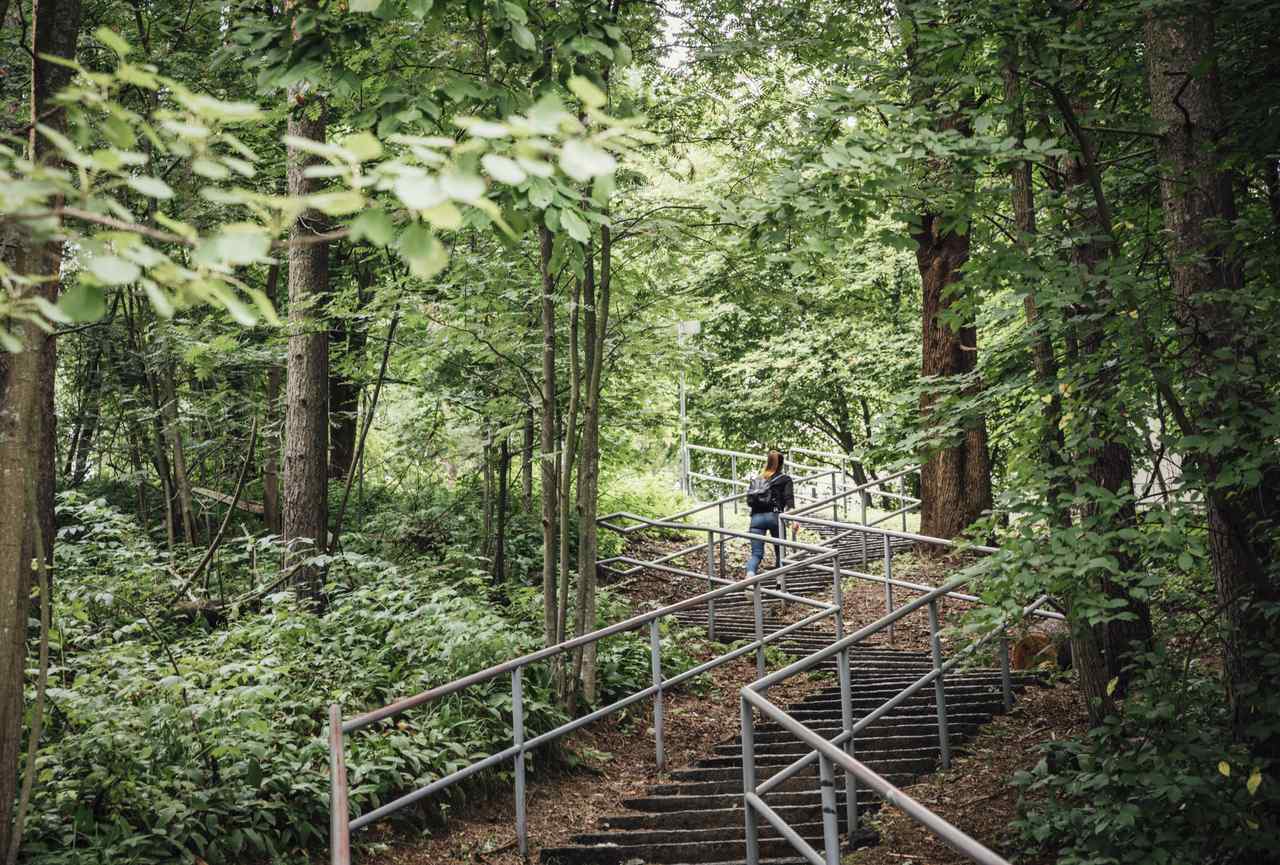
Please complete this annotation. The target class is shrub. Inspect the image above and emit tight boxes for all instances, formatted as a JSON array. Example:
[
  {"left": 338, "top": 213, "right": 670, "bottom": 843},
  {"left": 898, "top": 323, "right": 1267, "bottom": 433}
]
[{"left": 1013, "top": 652, "right": 1279, "bottom": 865}]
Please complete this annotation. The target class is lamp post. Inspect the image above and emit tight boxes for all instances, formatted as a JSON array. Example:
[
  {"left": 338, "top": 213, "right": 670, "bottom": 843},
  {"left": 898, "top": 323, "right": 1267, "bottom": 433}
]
[{"left": 676, "top": 320, "right": 700, "bottom": 495}]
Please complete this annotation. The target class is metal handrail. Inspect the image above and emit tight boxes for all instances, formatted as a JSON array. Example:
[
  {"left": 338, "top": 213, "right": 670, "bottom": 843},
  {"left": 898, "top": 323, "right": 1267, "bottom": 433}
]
[
  {"left": 738, "top": 522, "right": 1060, "bottom": 865},
  {"left": 328, "top": 517, "right": 848, "bottom": 864}
]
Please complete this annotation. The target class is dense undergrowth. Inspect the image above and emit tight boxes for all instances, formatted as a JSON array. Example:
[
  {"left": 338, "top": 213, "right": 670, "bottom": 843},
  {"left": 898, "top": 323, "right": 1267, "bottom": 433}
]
[{"left": 18, "top": 479, "right": 698, "bottom": 865}]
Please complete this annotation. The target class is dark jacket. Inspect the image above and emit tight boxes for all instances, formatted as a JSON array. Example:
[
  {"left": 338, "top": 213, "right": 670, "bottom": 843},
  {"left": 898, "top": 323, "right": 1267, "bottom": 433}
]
[{"left": 750, "top": 473, "right": 795, "bottom": 515}]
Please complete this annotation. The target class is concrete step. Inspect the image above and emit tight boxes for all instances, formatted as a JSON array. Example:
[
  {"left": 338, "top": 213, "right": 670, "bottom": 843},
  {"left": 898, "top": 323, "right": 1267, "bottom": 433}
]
[{"left": 600, "top": 797, "right": 882, "bottom": 831}]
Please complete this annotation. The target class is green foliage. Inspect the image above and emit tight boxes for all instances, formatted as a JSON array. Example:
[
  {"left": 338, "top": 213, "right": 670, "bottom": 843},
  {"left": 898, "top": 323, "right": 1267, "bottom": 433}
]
[
  {"left": 21, "top": 497, "right": 695, "bottom": 864},
  {"left": 1014, "top": 655, "right": 1280, "bottom": 865}
]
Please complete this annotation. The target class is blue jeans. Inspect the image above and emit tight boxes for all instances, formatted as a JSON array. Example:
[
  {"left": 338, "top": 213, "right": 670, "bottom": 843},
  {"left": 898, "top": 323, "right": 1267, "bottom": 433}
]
[{"left": 746, "top": 511, "right": 781, "bottom": 575}]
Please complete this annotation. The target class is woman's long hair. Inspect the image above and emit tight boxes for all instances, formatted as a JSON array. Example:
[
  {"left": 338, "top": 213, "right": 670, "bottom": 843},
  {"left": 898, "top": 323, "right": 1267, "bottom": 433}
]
[{"left": 762, "top": 449, "right": 784, "bottom": 479}]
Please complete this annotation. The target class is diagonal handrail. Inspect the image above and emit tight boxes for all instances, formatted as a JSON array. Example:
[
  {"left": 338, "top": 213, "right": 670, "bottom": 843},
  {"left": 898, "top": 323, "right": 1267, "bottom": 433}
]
[
  {"left": 738, "top": 515, "right": 1062, "bottom": 865},
  {"left": 327, "top": 517, "right": 849, "bottom": 864}
]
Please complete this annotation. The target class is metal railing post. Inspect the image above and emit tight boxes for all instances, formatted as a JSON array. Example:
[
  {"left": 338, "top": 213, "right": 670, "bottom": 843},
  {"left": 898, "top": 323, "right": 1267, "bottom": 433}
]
[
  {"left": 833, "top": 556, "right": 859, "bottom": 835},
  {"left": 718, "top": 501, "right": 727, "bottom": 579},
  {"left": 731, "top": 455, "right": 738, "bottom": 515},
  {"left": 741, "top": 695, "right": 761, "bottom": 865},
  {"left": 818, "top": 753, "right": 841, "bottom": 865},
  {"left": 650, "top": 620, "right": 665, "bottom": 772},
  {"left": 706, "top": 531, "right": 717, "bottom": 642},
  {"left": 999, "top": 631, "right": 1013, "bottom": 712},
  {"left": 884, "top": 534, "right": 895, "bottom": 644},
  {"left": 511, "top": 668, "right": 528, "bottom": 856},
  {"left": 928, "top": 599, "right": 951, "bottom": 769},
  {"left": 776, "top": 515, "right": 787, "bottom": 597},
  {"left": 860, "top": 494, "right": 869, "bottom": 568},
  {"left": 328, "top": 705, "right": 350, "bottom": 865},
  {"left": 753, "top": 582, "right": 766, "bottom": 679},
  {"left": 831, "top": 471, "right": 838, "bottom": 522},
  {"left": 900, "top": 473, "right": 908, "bottom": 531}
]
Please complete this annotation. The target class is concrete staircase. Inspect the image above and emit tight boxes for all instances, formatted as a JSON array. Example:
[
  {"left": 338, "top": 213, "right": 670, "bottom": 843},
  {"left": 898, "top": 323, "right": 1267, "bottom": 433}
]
[{"left": 540, "top": 527, "right": 1034, "bottom": 865}]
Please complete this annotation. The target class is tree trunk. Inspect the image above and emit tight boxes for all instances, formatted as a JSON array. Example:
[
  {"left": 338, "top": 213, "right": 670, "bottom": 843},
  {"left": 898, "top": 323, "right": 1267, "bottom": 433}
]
[
  {"left": 283, "top": 86, "right": 330, "bottom": 605},
  {"left": 494, "top": 435, "right": 510, "bottom": 585},
  {"left": 63, "top": 304, "right": 114, "bottom": 487},
  {"left": 262, "top": 264, "right": 282, "bottom": 534},
  {"left": 0, "top": 1, "right": 80, "bottom": 858},
  {"left": 914, "top": 214, "right": 993, "bottom": 539},
  {"left": 557, "top": 271, "right": 583, "bottom": 647},
  {"left": 538, "top": 225, "right": 559, "bottom": 647},
  {"left": 574, "top": 224, "right": 612, "bottom": 707},
  {"left": 1146, "top": 8, "right": 1280, "bottom": 753},
  {"left": 160, "top": 361, "right": 197, "bottom": 544},
  {"left": 1002, "top": 50, "right": 1070, "bottom": 528},
  {"left": 521, "top": 406, "right": 534, "bottom": 514},
  {"left": 328, "top": 270, "right": 369, "bottom": 480},
  {"left": 482, "top": 426, "right": 494, "bottom": 563}
]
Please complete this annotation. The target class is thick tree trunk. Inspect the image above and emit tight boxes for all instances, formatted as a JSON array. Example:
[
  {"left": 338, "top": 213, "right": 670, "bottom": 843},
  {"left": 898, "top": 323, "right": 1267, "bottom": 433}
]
[
  {"left": 283, "top": 88, "right": 330, "bottom": 604},
  {"left": 1146, "top": 8, "right": 1280, "bottom": 753},
  {"left": 262, "top": 264, "right": 282, "bottom": 534},
  {"left": 0, "top": 1, "right": 80, "bottom": 858},
  {"left": 914, "top": 214, "right": 992, "bottom": 539},
  {"left": 538, "top": 225, "right": 559, "bottom": 647}
]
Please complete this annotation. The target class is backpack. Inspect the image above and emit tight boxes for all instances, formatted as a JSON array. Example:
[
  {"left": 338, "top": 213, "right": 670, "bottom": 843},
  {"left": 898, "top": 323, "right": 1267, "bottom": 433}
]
[{"left": 745, "top": 475, "right": 777, "bottom": 512}]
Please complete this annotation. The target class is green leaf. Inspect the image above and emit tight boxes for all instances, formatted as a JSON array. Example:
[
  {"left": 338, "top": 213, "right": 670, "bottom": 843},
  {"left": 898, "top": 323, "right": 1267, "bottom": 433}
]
[
  {"left": 1219, "top": 761, "right": 1231, "bottom": 777},
  {"left": 350, "top": 0, "right": 382, "bottom": 11},
  {"left": 127, "top": 176, "right": 174, "bottom": 200},
  {"left": 1247, "top": 768, "right": 1262, "bottom": 796},
  {"left": 560, "top": 139, "right": 616, "bottom": 182},
  {"left": 394, "top": 174, "right": 446, "bottom": 210},
  {"left": 58, "top": 283, "right": 106, "bottom": 322},
  {"left": 350, "top": 209, "right": 396, "bottom": 245},
  {"left": 481, "top": 154, "right": 527, "bottom": 184},
  {"left": 310, "top": 191, "right": 365, "bottom": 216},
  {"left": 87, "top": 256, "right": 140, "bottom": 285},
  {"left": 527, "top": 178, "right": 554, "bottom": 209},
  {"left": 397, "top": 223, "right": 448, "bottom": 278},
  {"left": 512, "top": 24, "right": 536, "bottom": 51},
  {"left": 340, "top": 131, "right": 382, "bottom": 162},
  {"left": 407, "top": 0, "right": 433, "bottom": 17},
  {"left": 95, "top": 27, "right": 131, "bottom": 57},
  {"left": 560, "top": 208, "right": 589, "bottom": 243},
  {"left": 568, "top": 76, "right": 607, "bottom": 109},
  {"left": 1105, "top": 677, "right": 1118, "bottom": 696},
  {"left": 421, "top": 202, "right": 464, "bottom": 231},
  {"left": 192, "top": 158, "right": 230, "bottom": 179},
  {"left": 440, "top": 170, "right": 485, "bottom": 203}
]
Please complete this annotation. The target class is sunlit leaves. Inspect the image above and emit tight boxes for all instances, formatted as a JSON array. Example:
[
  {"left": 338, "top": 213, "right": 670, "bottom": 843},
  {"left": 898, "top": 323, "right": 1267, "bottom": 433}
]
[
  {"left": 560, "top": 139, "right": 616, "bottom": 182},
  {"left": 481, "top": 154, "right": 527, "bottom": 184},
  {"left": 87, "top": 255, "right": 141, "bottom": 286},
  {"left": 58, "top": 283, "right": 106, "bottom": 323}
]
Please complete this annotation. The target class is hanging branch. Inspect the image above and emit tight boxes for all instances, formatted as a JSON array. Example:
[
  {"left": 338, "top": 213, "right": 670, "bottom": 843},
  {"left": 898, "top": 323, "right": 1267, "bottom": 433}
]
[{"left": 331, "top": 308, "right": 400, "bottom": 550}]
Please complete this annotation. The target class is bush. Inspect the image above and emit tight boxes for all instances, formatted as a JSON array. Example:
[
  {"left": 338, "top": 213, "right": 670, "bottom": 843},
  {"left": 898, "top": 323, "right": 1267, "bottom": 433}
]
[
  {"left": 1013, "top": 653, "right": 1280, "bottom": 865},
  {"left": 21, "top": 499, "right": 697, "bottom": 865}
]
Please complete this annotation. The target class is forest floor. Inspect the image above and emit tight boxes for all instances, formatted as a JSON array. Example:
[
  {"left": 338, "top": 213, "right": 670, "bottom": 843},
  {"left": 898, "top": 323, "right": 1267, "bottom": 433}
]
[{"left": 364, "top": 533, "right": 1074, "bottom": 865}]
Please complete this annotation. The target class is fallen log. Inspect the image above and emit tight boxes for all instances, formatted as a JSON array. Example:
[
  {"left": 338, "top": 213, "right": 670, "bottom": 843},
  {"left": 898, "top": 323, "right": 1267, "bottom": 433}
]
[{"left": 192, "top": 486, "right": 265, "bottom": 515}]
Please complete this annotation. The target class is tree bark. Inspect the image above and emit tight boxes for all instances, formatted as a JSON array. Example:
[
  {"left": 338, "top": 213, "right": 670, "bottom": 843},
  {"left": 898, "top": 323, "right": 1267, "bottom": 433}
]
[
  {"left": 262, "top": 263, "right": 282, "bottom": 534},
  {"left": 573, "top": 224, "right": 612, "bottom": 706},
  {"left": 0, "top": 1, "right": 80, "bottom": 857},
  {"left": 1146, "top": 7, "right": 1280, "bottom": 753},
  {"left": 283, "top": 85, "right": 330, "bottom": 605},
  {"left": 914, "top": 213, "right": 993, "bottom": 539},
  {"left": 160, "top": 360, "right": 197, "bottom": 543},
  {"left": 557, "top": 269, "right": 582, "bottom": 647},
  {"left": 538, "top": 225, "right": 559, "bottom": 647}
]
